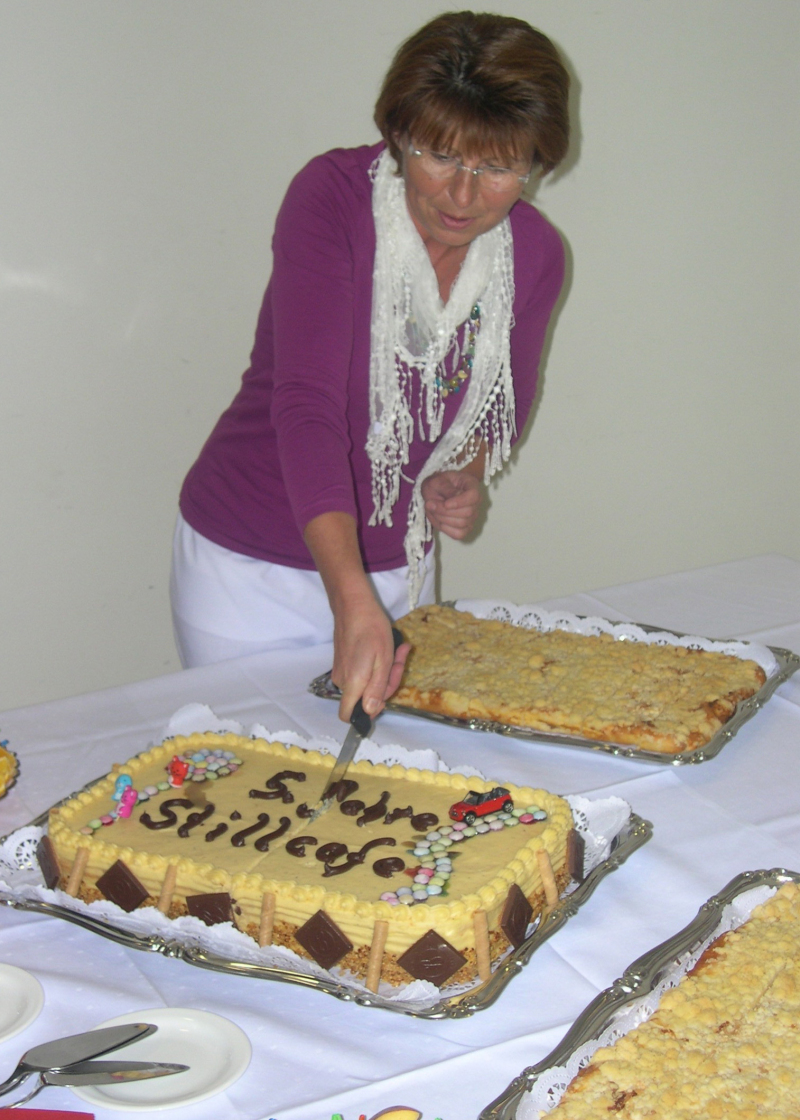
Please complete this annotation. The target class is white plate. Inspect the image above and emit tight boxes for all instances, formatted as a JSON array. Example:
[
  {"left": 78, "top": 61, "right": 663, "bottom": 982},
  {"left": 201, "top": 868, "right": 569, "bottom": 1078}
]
[
  {"left": 0, "top": 964, "right": 44, "bottom": 1042},
  {"left": 72, "top": 1007, "right": 251, "bottom": 1112}
]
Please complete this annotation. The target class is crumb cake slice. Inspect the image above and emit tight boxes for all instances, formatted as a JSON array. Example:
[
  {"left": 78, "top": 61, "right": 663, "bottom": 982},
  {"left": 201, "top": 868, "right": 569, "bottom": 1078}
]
[
  {"left": 45, "top": 732, "right": 578, "bottom": 989},
  {"left": 393, "top": 606, "right": 766, "bottom": 754},
  {"left": 545, "top": 881, "right": 800, "bottom": 1118}
]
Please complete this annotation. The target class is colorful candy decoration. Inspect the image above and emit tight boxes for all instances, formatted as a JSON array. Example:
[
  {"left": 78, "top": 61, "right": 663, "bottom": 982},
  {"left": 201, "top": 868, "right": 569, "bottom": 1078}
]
[
  {"left": 378, "top": 805, "right": 548, "bottom": 907},
  {"left": 116, "top": 785, "right": 139, "bottom": 818},
  {"left": 168, "top": 756, "right": 191, "bottom": 787},
  {"left": 78, "top": 747, "right": 243, "bottom": 836},
  {"left": 112, "top": 774, "right": 133, "bottom": 801},
  {"left": 324, "top": 1110, "right": 427, "bottom": 1120}
]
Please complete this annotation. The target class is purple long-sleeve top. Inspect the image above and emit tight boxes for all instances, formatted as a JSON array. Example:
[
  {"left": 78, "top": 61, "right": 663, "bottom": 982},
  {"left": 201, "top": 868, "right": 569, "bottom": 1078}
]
[{"left": 180, "top": 143, "right": 564, "bottom": 571}]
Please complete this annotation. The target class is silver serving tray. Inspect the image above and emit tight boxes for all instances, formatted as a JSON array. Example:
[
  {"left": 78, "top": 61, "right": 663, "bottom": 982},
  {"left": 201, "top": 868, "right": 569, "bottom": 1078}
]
[
  {"left": 0, "top": 777, "right": 651, "bottom": 1019},
  {"left": 481, "top": 867, "right": 800, "bottom": 1118},
  {"left": 309, "top": 609, "right": 800, "bottom": 765}
]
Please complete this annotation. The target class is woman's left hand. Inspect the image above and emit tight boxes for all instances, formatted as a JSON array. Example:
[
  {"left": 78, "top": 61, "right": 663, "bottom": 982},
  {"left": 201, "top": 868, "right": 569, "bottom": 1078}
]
[{"left": 422, "top": 469, "right": 483, "bottom": 539}]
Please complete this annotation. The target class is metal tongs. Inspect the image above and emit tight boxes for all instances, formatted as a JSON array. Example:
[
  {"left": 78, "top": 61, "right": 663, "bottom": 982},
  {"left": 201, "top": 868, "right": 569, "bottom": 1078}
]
[{"left": 0, "top": 1022, "right": 188, "bottom": 1107}]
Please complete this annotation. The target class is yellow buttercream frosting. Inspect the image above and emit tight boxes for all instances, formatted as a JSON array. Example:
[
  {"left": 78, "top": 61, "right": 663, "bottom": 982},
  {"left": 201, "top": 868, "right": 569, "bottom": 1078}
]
[{"left": 48, "top": 732, "right": 575, "bottom": 983}]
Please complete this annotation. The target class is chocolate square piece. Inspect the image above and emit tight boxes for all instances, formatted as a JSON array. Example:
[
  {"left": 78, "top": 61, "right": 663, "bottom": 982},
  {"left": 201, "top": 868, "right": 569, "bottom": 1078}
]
[
  {"left": 500, "top": 883, "right": 533, "bottom": 949},
  {"left": 295, "top": 909, "right": 353, "bottom": 970},
  {"left": 95, "top": 859, "right": 149, "bottom": 912},
  {"left": 186, "top": 891, "right": 234, "bottom": 926},
  {"left": 37, "top": 835, "right": 62, "bottom": 890},
  {"left": 397, "top": 929, "right": 466, "bottom": 987},
  {"left": 567, "top": 828, "right": 585, "bottom": 883}
]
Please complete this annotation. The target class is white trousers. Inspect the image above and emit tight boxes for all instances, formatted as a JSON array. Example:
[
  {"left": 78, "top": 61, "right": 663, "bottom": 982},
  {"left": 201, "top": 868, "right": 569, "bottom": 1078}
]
[{"left": 169, "top": 513, "right": 435, "bottom": 668}]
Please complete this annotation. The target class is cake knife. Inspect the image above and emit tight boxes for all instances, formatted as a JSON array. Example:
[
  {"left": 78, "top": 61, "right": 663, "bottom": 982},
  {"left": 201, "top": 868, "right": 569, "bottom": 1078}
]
[
  {"left": 0, "top": 1023, "right": 157, "bottom": 1097},
  {"left": 7, "top": 1060, "right": 189, "bottom": 1108},
  {"left": 307, "top": 626, "right": 404, "bottom": 823}
]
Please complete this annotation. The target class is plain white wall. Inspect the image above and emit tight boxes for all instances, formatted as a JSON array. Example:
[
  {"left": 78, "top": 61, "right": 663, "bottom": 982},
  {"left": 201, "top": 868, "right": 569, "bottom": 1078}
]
[{"left": 1, "top": 1, "right": 797, "bottom": 710}]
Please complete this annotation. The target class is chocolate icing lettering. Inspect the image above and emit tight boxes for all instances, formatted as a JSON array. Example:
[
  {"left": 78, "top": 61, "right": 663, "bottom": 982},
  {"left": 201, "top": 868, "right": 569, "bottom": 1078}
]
[
  {"left": 373, "top": 856, "right": 406, "bottom": 878},
  {"left": 322, "top": 837, "right": 396, "bottom": 878},
  {"left": 231, "top": 813, "right": 271, "bottom": 847},
  {"left": 140, "top": 798, "right": 193, "bottom": 830},
  {"left": 250, "top": 770, "right": 306, "bottom": 804},
  {"left": 254, "top": 816, "right": 291, "bottom": 852},
  {"left": 286, "top": 835, "right": 318, "bottom": 857},
  {"left": 177, "top": 802, "right": 215, "bottom": 838},
  {"left": 340, "top": 800, "right": 365, "bottom": 816},
  {"left": 357, "top": 791, "right": 390, "bottom": 826},
  {"left": 384, "top": 806, "right": 414, "bottom": 824},
  {"left": 322, "top": 852, "right": 363, "bottom": 876},
  {"left": 206, "top": 822, "right": 229, "bottom": 842},
  {"left": 316, "top": 842, "right": 348, "bottom": 863},
  {"left": 410, "top": 812, "right": 439, "bottom": 831},
  {"left": 328, "top": 779, "right": 359, "bottom": 803},
  {"left": 295, "top": 803, "right": 314, "bottom": 819},
  {"left": 358, "top": 837, "right": 396, "bottom": 858}
]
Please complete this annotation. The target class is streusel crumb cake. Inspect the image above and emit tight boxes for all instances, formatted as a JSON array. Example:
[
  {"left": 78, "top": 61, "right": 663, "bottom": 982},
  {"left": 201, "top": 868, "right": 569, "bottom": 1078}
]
[
  {"left": 544, "top": 881, "right": 800, "bottom": 1119},
  {"left": 394, "top": 606, "right": 766, "bottom": 755}
]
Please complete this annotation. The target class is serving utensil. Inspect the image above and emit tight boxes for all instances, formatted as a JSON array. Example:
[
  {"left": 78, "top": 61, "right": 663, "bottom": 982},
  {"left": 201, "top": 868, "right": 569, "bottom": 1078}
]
[
  {"left": 0, "top": 1022, "right": 156, "bottom": 1097},
  {"left": 7, "top": 1059, "right": 188, "bottom": 1109},
  {"left": 307, "top": 626, "right": 404, "bottom": 823}
]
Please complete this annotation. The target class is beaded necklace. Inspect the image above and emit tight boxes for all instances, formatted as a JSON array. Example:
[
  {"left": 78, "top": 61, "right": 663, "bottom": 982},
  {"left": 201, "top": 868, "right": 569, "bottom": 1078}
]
[{"left": 434, "top": 303, "right": 481, "bottom": 398}]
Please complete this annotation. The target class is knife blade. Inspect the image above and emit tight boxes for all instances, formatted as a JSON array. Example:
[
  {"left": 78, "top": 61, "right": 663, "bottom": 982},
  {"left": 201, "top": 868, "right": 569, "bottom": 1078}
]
[
  {"left": 307, "top": 626, "right": 404, "bottom": 823},
  {"left": 6, "top": 1061, "right": 189, "bottom": 1109},
  {"left": 0, "top": 1023, "right": 157, "bottom": 1097},
  {"left": 43, "top": 1060, "right": 189, "bottom": 1086}
]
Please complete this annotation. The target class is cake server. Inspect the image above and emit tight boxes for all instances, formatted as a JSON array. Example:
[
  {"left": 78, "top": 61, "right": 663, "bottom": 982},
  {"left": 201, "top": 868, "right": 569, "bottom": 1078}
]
[
  {"left": 0, "top": 1022, "right": 157, "bottom": 1097},
  {"left": 6, "top": 1059, "right": 188, "bottom": 1108},
  {"left": 308, "top": 626, "right": 404, "bottom": 822}
]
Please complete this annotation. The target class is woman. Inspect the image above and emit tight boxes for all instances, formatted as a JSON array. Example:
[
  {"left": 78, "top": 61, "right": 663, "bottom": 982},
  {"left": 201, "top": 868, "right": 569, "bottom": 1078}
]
[{"left": 172, "top": 11, "right": 569, "bottom": 722}]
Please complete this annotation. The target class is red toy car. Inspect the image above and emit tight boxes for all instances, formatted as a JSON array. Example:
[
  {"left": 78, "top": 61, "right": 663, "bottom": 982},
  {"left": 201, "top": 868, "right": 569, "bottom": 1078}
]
[{"left": 448, "top": 786, "right": 513, "bottom": 825}]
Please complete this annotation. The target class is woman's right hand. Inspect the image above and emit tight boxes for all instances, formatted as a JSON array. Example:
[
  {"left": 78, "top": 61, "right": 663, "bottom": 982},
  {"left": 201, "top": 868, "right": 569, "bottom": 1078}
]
[
  {"left": 304, "top": 510, "right": 409, "bottom": 723},
  {"left": 330, "top": 589, "right": 409, "bottom": 722}
]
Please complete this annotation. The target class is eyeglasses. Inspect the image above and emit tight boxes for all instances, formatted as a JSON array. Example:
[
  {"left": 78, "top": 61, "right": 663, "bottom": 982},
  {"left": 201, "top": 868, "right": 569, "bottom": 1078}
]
[{"left": 408, "top": 144, "right": 532, "bottom": 192}]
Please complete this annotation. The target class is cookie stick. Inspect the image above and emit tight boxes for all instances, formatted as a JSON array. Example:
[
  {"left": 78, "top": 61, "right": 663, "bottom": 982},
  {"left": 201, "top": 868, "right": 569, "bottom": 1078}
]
[
  {"left": 65, "top": 846, "right": 90, "bottom": 897},
  {"left": 473, "top": 909, "right": 492, "bottom": 981},
  {"left": 157, "top": 862, "right": 178, "bottom": 914},
  {"left": 366, "top": 919, "right": 389, "bottom": 992},
  {"left": 259, "top": 891, "right": 276, "bottom": 947},
  {"left": 536, "top": 847, "right": 559, "bottom": 908}
]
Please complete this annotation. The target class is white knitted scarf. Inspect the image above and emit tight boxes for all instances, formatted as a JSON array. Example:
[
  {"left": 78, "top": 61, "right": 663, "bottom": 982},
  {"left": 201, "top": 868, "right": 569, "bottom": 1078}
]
[{"left": 367, "top": 149, "right": 517, "bottom": 607}]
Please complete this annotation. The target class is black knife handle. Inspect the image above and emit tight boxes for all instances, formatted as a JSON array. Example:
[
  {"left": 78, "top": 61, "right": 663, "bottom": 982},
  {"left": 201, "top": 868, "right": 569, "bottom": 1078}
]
[{"left": 349, "top": 627, "right": 405, "bottom": 736}]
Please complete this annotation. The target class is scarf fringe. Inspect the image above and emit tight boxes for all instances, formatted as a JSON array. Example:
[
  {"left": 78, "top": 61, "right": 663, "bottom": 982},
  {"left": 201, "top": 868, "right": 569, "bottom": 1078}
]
[{"left": 367, "top": 150, "right": 517, "bottom": 608}]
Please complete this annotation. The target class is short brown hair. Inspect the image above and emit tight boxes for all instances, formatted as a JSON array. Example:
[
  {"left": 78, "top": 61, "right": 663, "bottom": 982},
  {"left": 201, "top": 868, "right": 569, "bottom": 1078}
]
[{"left": 374, "top": 11, "right": 569, "bottom": 173}]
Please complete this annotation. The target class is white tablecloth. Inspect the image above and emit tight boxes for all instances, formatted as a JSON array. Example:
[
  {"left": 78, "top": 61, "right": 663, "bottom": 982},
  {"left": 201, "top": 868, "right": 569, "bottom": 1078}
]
[{"left": 1, "top": 553, "right": 799, "bottom": 1120}]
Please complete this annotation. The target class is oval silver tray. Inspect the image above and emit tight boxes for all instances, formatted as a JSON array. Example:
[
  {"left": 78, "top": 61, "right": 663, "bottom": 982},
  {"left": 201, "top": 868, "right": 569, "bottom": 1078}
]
[
  {"left": 481, "top": 866, "right": 800, "bottom": 1118},
  {"left": 0, "top": 787, "right": 650, "bottom": 1019},
  {"left": 309, "top": 607, "right": 800, "bottom": 765}
]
